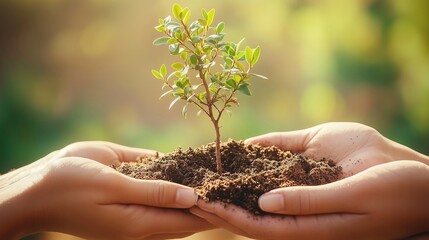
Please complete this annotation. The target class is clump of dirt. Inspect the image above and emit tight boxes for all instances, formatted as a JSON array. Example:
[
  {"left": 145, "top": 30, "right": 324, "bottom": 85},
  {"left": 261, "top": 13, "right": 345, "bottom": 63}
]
[{"left": 114, "top": 140, "right": 342, "bottom": 215}]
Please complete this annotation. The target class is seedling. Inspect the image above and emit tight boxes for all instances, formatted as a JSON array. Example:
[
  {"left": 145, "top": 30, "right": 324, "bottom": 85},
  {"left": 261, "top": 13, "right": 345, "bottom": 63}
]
[{"left": 151, "top": 3, "right": 266, "bottom": 174}]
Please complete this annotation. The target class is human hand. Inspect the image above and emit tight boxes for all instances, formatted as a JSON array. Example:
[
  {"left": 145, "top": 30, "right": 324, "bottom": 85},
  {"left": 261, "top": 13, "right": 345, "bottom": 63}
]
[
  {"left": 0, "top": 141, "right": 212, "bottom": 239},
  {"left": 191, "top": 160, "right": 429, "bottom": 239},
  {"left": 245, "top": 122, "right": 429, "bottom": 176}
]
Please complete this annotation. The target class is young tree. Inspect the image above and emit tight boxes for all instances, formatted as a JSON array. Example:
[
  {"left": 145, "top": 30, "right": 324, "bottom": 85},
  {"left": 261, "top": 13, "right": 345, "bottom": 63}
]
[{"left": 152, "top": 4, "right": 266, "bottom": 174}]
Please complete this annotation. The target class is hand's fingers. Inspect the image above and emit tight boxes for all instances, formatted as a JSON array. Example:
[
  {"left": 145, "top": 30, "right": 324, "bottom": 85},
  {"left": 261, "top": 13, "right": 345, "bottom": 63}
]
[
  {"left": 117, "top": 206, "right": 213, "bottom": 234},
  {"left": 95, "top": 205, "right": 213, "bottom": 239},
  {"left": 258, "top": 170, "right": 370, "bottom": 215},
  {"left": 190, "top": 206, "right": 250, "bottom": 237},
  {"left": 197, "top": 201, "right": 263, "bottom": 229},
  {"left": 197, "top": 200, "right": 364, "bottom": 239},
  {"left": 109, "top": 175, "right": 198, "bottom": 208},
  {"left": 57, "top": 141, "right": 160, "bottom": 165},
  {"left": 244, "top": 129, "right": 312, "bottom": 153},
  {"left": 120, "top": 179, "right": 198, "bottom": 208},
  {"left": 101, "top": 141, "right": 160, "bottom": 162}
]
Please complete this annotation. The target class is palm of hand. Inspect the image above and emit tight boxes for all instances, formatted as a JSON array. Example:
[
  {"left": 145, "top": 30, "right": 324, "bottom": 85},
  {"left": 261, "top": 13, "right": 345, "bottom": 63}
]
[
  {"left": 297, "top": 122, "right": 393, "bottom": 176},
  {"left": 30, "top": 142, "right": 211, "bottom": 240},
  {"left": 190, "top": 122, "right": 429, "bottom": 239}
]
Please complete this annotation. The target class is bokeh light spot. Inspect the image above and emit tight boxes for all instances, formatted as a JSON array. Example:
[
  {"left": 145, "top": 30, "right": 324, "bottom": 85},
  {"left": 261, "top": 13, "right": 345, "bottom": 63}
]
[{"left": 300, "top": 82, "right": 338, "bottom": 123}]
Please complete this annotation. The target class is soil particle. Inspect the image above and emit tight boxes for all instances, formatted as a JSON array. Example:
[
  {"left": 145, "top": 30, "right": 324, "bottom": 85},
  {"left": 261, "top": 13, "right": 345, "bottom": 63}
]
[{"left": 114, "top": 140, "right": 342, "bottom": 215}]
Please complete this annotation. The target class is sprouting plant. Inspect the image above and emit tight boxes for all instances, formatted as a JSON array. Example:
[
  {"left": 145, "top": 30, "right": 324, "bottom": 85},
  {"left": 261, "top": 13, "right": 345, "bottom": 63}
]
[{"left": 151, "top": 3, "right": 267, "bottom": 174}]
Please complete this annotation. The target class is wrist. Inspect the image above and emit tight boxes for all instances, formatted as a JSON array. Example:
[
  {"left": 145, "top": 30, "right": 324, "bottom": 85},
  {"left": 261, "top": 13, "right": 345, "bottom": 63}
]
[{"left": 0, "top": 159, "right": 51, "bottom": 239}]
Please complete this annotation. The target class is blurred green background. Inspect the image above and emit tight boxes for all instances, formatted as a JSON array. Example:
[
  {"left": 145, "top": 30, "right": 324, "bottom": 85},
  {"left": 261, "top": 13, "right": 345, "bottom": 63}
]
[
  {"left": 1, "top": 0, "right": 429, "bottom": 184},
  {"left": 1, "top": 1, "right": 428, "bottom": 239}
]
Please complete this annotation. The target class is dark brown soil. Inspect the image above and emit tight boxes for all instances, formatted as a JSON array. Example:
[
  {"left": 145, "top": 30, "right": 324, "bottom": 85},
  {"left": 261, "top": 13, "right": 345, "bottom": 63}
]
[{"left": 114, "top": 140, "right": 342, "bottom": 215}]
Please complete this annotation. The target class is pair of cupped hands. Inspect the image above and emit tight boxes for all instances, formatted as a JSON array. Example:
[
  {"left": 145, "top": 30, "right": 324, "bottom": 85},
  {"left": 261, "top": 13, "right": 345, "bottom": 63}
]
[{"left": 3, "top": 122, "right": 428, "bottom": 239}]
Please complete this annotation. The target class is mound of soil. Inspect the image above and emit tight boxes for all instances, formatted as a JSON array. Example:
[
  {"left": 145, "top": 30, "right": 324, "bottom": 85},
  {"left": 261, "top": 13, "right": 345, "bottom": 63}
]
[{"left": 114, "top": 140, "right": 342, "bottom": 215}]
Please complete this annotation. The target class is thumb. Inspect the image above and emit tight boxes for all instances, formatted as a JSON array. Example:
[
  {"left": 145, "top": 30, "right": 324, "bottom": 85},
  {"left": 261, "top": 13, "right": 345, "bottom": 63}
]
[
  {"left": 244, "top": 129, "right": 311, "bottom": 153},
  {"left": 258, "top": 175, "right": 364, "bottom": 215},
  {"left": 112, "top": 175, "right": 198, "bottom": 208}
]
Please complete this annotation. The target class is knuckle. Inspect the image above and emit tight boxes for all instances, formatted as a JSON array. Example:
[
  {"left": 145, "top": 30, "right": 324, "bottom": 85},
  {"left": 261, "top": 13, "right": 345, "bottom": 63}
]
[
  {"left": 296, "top": 188, "right": 312, "bottom": 214},
  {"left": 57, "top": 142, "right": 87, "bottom": 158},
  {"left": 150, "top": 180, "right": 175, "bottom": 205}
]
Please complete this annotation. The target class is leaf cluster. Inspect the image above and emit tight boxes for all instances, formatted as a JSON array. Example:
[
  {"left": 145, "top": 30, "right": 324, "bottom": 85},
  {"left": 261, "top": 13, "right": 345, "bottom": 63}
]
[{"left": 151, "top": 3, "right": 267, "bottom": 120}]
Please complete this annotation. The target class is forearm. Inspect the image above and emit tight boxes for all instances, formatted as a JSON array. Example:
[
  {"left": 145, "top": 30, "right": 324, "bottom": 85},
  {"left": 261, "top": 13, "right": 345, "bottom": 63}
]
[
  {"left": 0, "top": 159, "right": 49, "bottom": 239},
  {"left": 0, "top": 171, "right": 29, "bottom": 239}
]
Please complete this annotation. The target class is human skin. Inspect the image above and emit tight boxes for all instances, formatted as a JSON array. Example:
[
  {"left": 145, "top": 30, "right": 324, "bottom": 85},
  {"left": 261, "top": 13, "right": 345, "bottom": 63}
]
[
  {"left": 190, "top": 122, "right": 429, "bottom": 239},
  {"left": 0, "top": 141, "right": 213, "bottom": 240}
]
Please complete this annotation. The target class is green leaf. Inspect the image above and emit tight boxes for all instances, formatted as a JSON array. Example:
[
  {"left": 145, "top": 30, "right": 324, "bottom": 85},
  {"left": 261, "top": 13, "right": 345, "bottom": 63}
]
[
  {"left": 189, "top": 54, "right": 198, "bottom": 65},
  {"left": 160, "top": 64, "right": 167, "bottom": 78},
  {"left": 209, "top": 86, "right": 218, "bottom": 93},
  {"left": 189, "top": 21, "right": 202, "bottom": 32},
  {"left": 238, "top": 84, "right": 252, "bottom": 96},
  {"left": 201, "top": 8, "right": 208, "bottom": 20},
  {"left": 152, "top": 69, "right": 162, "bottom": 79},
  {"left": 210, "top": 75, "right": 218, "bottom": 83},
  {"left": 174, "top": 79, "right": 184, "bottom": 89},
  {"left": 191, "top": 37, "right": 201, "bottom": 43},
  {"left": 181, "top": 77, "right": 189, "bottom": 87},
  {"left": 174, "top": 30, "right": 182, "bottom": 40},
  {"left": 169, "top": 97, "right": 181, "bottom": 109},
  {"left": 245, "top": 46, "right": 253, "bottom": 65},
  {"left": 252, "top": 46, "right": 260, "bottom": 65},
  {"left": 206, "top": 34, "right": 224, "bottom": 44},
  {"left": 169, "top": 43, "right": 179, "bottom": 55},
  {"left": 180, "top": 51, "right": 187, "bottom": 61},
  {"left": 153, "top": 37, "right": 170, "bottom": 46},
  {"left": 174, "top": 88, "right": 185, "bottom": 95},
  {"left": 224, "top": 56, "right": 233, "bottom": 69},
  {"left": 233, "top": 74, "right": 242, "bottom": 83},
  {"left": 167, "top": 38, "right": 178, "bottom": 44},
  {"left": 181, "top": 8, "right": 190, "bottom": 24},
  {"left": 225, "top": 79, "right": 237, "bottom": 89},
  {"left": 154, "top": 24, "right": 165, "bottom": 32},
  {"left": 215, "top": 21, "right": 225, "bottom": 34},
  {"left": 198, "top": 92, "right": 206, "bottom": 102},
  {"left": 165, "top": 21, "right": 180, "bottom": 32},
  {"left": 172, "top": 62, "right": 184, "bottom": 70},
  {"left": 198, "top": 18, "right": 207, "bottom": 26},
  {"left": 235, "top": 51, "right": 245, "bottom": 61},
  {"left": 207, "top": 9, "right": 215, "bottom": 26},
  {"left": 172, "top": 3, "right": 182, "bottom": 20},
  {"left": 236, "top": 61, "right": 246, "bottom": 72}
]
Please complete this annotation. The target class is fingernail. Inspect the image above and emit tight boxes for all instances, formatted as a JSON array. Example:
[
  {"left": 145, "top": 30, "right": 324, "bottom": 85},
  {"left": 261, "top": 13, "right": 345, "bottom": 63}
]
[
  {"left": 258, "top": 193, "right": 284, "bottom": 212},
  {"left": 176, "top": 188, "right": 198, "bottom": 208}
]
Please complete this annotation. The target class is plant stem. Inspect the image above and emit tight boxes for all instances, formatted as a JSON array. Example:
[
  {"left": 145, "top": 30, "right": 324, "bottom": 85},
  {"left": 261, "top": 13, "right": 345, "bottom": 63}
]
[
  {"left": 213, "top": 119, "right": 223, "bottom": 174},
  {"left": 198, "top": 68, "right": 223, "bottom": 174},
  {"left": 171, "top": 21, "right": 224, "bottom": 174}
]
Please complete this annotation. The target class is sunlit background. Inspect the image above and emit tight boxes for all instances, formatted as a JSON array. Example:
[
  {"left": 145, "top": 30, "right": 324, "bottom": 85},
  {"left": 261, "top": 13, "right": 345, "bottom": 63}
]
[{"left": 1, "top": 1, "right": 428, "bottom": 239}]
